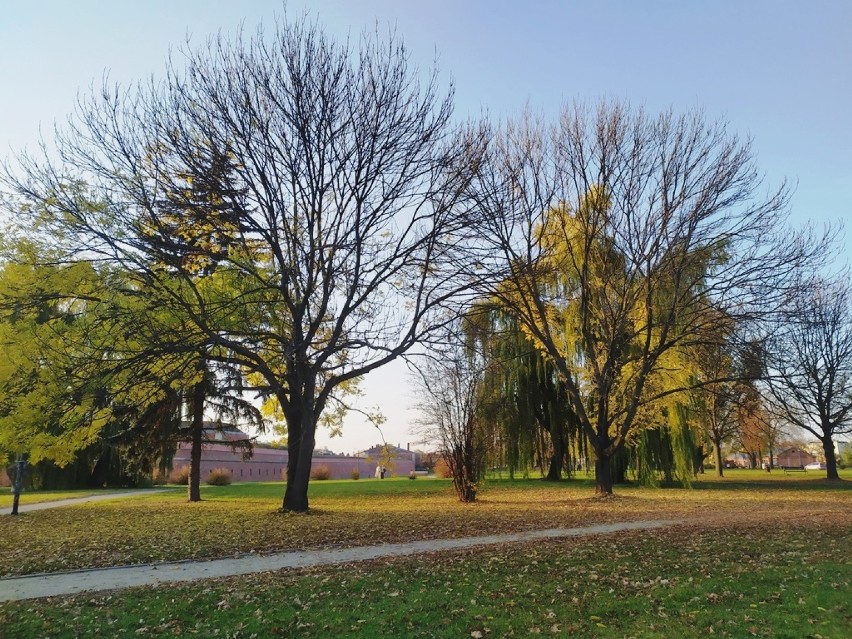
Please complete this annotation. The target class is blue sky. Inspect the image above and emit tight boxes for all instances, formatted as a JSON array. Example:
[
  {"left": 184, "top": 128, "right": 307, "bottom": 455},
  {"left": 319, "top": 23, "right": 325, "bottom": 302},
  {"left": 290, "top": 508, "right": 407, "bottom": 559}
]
[{"left": 1, "top": 1, "right": 850, "bottom": 452}]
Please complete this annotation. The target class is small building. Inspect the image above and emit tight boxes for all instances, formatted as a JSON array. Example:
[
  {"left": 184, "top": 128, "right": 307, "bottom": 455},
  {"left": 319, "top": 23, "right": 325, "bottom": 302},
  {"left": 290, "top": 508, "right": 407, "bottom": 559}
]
[
  {"left": 360, "top": 443, "right": 420, "bottom": 468},
  {"left": 776, "top": 447, "right": 817, "bottom": 468}
]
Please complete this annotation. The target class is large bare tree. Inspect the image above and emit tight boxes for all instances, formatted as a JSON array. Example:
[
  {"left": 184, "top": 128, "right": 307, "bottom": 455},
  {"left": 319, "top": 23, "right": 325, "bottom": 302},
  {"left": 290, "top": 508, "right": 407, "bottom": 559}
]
[
  {"left": 465, "top": 103, "right": 828, "bottom": 494},
  {"left": 763, "top": 276, "right": 852, "bottom": 480},
  {"left": 5, "top": 17, "right": 476, "bottom": 511}
]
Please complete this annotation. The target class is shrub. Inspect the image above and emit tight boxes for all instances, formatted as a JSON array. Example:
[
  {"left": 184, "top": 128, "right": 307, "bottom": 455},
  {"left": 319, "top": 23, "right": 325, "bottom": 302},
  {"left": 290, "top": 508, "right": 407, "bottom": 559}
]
[
  {"left": 151, "top": 470, "right": 169, "bottom": 485},
  {"left": 311, "top": 464, "right": 331, "bottom": 480},
  {"left": 351, "top": 467, "right": 360, "bottom": 480},
  {"left": 168, "top": 466, "right": 190, "bottom": 485},
  {"left": 434, "top": 458, "right": 453, "bottom": 478},
  {"left": 206, "top": 467, "right": 233, "bottom": 486}
]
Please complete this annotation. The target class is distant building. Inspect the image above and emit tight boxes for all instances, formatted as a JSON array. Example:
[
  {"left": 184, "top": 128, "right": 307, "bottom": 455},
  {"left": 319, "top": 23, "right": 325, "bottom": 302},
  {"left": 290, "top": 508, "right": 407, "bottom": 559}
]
[
  {"left": 359, "top": 443, "right": 421, "bottom": 469},
  {"left": 776, "top": 447, "right": 817, "bottom": 468},
  {"left": 172, "top": 429, "right": 414, "bottom": 481}
]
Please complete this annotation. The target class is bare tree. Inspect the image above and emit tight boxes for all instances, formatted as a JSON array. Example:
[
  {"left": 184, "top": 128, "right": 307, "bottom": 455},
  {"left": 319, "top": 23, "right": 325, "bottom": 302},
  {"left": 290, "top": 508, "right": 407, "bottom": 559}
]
[
  {"left": 688, "top": 328, "right": 777, "bottom": 476},
  {"left": 412, "top": 323, "right": 486, "bottom": 502},
  {"left": 5, "top": 17, "right": 477, "bottom": 511},
  {"left": 690, "top": 341, "right": 744, "bottom": 477},
  {"left": 763, "top": 276, "right": 852, "bottom": 480},
  {"left": 465, "top": 102, "right": 829, "bottom": 494}
]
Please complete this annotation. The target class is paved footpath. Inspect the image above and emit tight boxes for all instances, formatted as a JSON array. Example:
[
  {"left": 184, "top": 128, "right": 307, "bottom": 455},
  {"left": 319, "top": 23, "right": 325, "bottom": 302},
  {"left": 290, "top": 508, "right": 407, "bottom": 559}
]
[
  {"left": 6, "top": 489, "right": 171, "bottom": 514},
  {"left": 0, "top": 519, "right": 677, "bottom": 602}
]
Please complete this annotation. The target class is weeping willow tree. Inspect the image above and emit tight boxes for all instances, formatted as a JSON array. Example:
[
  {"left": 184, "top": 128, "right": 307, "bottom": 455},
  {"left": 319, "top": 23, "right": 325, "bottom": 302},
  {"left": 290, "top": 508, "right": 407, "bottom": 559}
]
[
  {"left": 468, "top": 294, "right": 703, "bottom": 486},
  {"left": 483, "top": 186, "right": 673, "bottom": 490},
  {"left": 464, "top": 303, "right": 588, "bottom": 480},
  {"left": 467, "top": 184, "right": 710, "bottom": 486},
  {"left": 630, "top": 399, "right": 700, "bottom": 487},
  {"left": 466, "top": 294, "right": 710, "bottom": 486}
]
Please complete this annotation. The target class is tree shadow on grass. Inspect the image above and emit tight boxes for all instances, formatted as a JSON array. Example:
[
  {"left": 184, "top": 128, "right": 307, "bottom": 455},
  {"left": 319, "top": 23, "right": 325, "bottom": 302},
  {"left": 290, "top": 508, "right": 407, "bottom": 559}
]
[{"left": 689, "top": 477, "right": 849, "bottom": 492}]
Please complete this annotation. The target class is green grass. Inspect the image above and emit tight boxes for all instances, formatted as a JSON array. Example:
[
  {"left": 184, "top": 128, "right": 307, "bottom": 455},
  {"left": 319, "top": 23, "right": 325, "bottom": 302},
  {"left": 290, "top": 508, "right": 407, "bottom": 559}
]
[
  {"left": 0, "top": 474, "right": 849, "bottom": 638},
  {"left": 0, "top": 520, "right": 847, "bottom": 638},
  {"left": 0, "top": 488, "right": 139, "bottom": 508}
]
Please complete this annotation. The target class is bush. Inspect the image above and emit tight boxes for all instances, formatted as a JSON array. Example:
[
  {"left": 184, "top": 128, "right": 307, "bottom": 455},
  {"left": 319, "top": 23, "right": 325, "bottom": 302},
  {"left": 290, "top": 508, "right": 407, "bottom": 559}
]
[
  {"left": 311, "top": 464, "right": 331, "bottom": 480},
  {"left": 151, "top": 470, "right": 169, "bottom": 485},
  {"left": 206, "top": 467, "right": 233, "bottom": 486},
  {"left": 434, "top": 458, "right": 453, "bottom": 478},
  {"left": 351, "top": 467, "right": 360, "bottom": 480},
  {"left": 168, "top": 466, "right": 190, "bottom": 485}
]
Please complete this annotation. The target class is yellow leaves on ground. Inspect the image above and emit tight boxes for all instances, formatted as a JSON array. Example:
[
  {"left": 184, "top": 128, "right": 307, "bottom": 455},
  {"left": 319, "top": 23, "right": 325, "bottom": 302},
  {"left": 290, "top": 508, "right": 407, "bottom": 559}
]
[{"left": 0, "top": 476, "right": 849, "bottom": 578}]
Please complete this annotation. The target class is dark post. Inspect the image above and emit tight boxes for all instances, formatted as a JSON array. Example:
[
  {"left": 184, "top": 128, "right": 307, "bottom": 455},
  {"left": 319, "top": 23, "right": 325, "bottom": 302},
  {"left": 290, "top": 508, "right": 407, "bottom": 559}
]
[{"left": 10, "top": 454, "right": 27, "bottom": 515}]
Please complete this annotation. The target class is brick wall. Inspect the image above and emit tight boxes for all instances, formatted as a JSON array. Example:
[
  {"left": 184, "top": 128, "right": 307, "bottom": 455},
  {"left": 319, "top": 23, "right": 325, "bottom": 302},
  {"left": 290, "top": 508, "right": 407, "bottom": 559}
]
[{"left": 172, "top": 443, "right": 415, "bottom": 481}]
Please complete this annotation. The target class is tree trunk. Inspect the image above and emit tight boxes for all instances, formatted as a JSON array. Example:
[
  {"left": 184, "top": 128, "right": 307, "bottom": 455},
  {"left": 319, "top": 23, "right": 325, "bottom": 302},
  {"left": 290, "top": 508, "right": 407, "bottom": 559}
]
[
  {"left": 88, "top": 453, "right": 110, "bottom": 488},
  {"left": 283, "top": 417, "right": 315, "bottom": 512},
  {"left": 545, "top": 425, "right": 565, "bottom": 481},
  {"left": 822, "top": 437, "right": 840, "bottom": 481},
  {"left": 451, "top": 456, "right": 478, "bottom": 503},
  {"left": 282, "top": 382, "right": 318, "bottom": 512},
  {"left": 188, "top": 379, "right": 205, "bottom": 502},
  {"left": 284, "top": 453, "right": 311, "bottom": 511},
  {"left": 595, "top": 454, "right": 614, "bottom": 495},
  {"left": 693, "top": 445, "right": 705, "bottom": 475},
  {"left": 450, "top": 435, "right": 479, "bottom": 503},
  {"left": 713, "top": 439, "right": 724, "bottom": 478},
  {"left": 454, "top": 476, "right": 477, "bottom": 502}
]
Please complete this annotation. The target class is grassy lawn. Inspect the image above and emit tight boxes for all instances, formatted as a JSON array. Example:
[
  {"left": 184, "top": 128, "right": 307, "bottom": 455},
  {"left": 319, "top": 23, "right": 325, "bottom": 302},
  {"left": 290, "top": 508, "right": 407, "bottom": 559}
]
[
  {"left": 0, "top": 488, "right": 139, "bottom": 508},
  {"left": 0, "top": 472, "right": 849, "bottom": 637}
]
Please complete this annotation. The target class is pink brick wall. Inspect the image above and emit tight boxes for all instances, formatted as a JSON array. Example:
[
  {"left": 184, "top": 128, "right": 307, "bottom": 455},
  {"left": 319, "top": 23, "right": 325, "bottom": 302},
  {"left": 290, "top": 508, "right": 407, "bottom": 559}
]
[{"left": 172, "top": 443, "right": 415, "bottom": 481}]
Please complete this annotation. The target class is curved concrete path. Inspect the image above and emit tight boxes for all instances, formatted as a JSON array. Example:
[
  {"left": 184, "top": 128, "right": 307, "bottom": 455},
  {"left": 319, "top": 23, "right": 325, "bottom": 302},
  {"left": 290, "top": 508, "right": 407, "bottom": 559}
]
[
  {"left": 6, "top": 489, "right": 172, "bottom": 514},
  {"left": 0, "top": 519, "right": 678, "bottom": 602}
]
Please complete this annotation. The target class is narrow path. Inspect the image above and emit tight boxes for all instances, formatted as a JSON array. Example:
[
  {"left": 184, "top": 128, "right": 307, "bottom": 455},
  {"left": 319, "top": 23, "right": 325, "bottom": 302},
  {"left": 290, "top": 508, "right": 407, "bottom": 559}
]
[
  {"left": 6, "top": 489, "right": 172, "bottom": 514},
  {"left": 0, "top": 519, "right": 678, "bottom": 602}
]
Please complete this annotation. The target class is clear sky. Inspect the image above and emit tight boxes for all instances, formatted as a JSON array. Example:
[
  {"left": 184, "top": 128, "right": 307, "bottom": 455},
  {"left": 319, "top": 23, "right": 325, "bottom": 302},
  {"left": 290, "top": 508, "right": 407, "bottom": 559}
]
[{"left": 1, "top": 1, "right": 850, "bottom": 454}]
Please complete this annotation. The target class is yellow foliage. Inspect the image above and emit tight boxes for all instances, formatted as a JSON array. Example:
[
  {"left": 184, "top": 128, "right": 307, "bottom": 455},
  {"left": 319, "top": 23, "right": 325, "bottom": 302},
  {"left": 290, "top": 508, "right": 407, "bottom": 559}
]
[{"left": 489, "top": 186, "right": 708, "bottom": 449}]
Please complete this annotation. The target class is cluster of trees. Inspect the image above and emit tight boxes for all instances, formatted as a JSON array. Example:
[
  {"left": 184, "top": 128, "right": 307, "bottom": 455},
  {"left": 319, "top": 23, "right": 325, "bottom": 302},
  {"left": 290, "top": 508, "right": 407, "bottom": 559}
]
[
  {"left": 1, "top": 15, "right": 848, "bottom": 509},
  {"left": 413, "top": 107, "right": 850, "bottom": 499},
  {"left": 1, "top": 17, "right": 478, "bottom": 511},
  {"left": 0, "top": 241, "right": 262, "bottom": 498}
]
